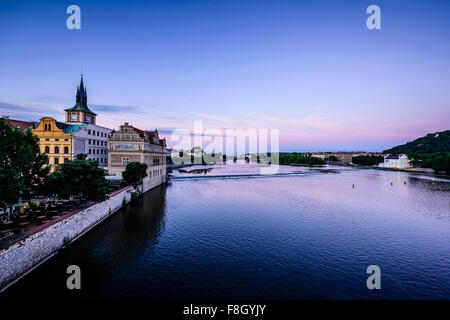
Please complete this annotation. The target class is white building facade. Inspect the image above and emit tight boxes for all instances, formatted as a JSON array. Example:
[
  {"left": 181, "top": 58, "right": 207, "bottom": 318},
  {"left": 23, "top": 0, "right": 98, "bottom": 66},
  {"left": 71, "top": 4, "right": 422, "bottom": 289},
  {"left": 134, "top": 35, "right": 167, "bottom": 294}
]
[{"left": 379, "top": 154, "right": 411, "bottom": 169}]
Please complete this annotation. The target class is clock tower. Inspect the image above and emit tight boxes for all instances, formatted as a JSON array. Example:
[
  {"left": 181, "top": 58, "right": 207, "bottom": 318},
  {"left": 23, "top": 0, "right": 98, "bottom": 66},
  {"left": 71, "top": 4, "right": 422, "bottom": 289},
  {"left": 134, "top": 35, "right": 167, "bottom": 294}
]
[{"left": 65, "top": 74, "right": 97, "bottom": 125}]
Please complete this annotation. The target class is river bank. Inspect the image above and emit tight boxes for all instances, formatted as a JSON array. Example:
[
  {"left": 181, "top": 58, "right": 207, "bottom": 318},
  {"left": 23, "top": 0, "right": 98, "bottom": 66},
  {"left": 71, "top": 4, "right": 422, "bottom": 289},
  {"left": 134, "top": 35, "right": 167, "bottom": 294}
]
[{"left": 0, "top": 174, "right": 165, "bottom": 292}]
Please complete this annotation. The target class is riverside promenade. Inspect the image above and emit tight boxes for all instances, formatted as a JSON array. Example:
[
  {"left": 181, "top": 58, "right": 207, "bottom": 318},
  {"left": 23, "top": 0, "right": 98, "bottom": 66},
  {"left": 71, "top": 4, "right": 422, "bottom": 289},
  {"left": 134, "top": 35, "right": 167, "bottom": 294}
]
[{"left": 0, "top": 172, "right": 166, "bottom": 292}]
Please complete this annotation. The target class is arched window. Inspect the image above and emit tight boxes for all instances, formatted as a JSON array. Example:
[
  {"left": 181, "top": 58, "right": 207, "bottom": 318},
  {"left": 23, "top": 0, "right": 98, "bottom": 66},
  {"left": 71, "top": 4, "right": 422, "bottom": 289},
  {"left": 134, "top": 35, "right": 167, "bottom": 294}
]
[
  {"left": 64, "top": 147, "right": 69, "bottom": 154},
  {"left": 45, "top": 146, "right": 50, "bottom": 153},
  {"left": 54, "top": 146, "right": 59, "bottom": 154},
  {"left": 48, "top": 124, "right": 51, "bottom": 131}
]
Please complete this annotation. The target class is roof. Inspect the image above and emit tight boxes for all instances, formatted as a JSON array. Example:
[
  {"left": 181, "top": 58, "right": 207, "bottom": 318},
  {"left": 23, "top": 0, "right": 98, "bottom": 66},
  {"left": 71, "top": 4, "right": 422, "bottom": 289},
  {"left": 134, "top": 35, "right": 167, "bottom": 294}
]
[
  {"left": 3, "top": 118, "right": 36, "bottom": 131},
  {"left": 129, "top": 126, "right": 162, "bottom": 145},
  {"left": 64, "top": 74, "right": 97, "bottom": 116},
  {"left": 65, "top": 104, "right": 97, "bottom": 116},
  {"left": 53, "top": 121, "right": 87, "bottom": 133},
  {"left": 385, "top": 155, "right": 399, "bottom": 159}
]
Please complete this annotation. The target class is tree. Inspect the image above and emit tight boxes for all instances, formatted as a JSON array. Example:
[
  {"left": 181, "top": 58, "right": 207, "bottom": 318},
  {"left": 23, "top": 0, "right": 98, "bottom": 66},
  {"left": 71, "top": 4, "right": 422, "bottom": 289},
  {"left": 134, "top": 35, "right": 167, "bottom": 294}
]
[
  {"left": 19, "top": 130, "right": 50, "bottom": 198},
  {"left": 0, "top": 119, "right": 49, "bottom": 218},
  {"left": 0, "top": 119, "right": 24, "bottom": 213},
  {"left": 122, "top": 162, "right": 148, "bottom": 188},
  {"left": 352, "top": 155, "right": 384, "bottom": 166},
  {"left": 46, "top": 154, "right": 110, "bottom": 201}
]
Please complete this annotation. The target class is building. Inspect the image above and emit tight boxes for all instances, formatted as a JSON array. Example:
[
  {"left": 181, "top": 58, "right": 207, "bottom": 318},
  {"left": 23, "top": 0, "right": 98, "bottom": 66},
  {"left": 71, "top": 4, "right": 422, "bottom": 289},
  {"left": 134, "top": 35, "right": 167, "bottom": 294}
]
[
  {"left": 379, "top": 154, "right": 411, "bottom": 169},
  {"left": 32, "top": 117, "right": 78, "bottom": 168},
  {"left": 108, "top": 123, "right": 166, "bottom": 183},
  {"left": 311, "top": 154, "right": 326, "bottom": 160},
  {"left": 2, "top": 117, "right": 37, "bottom": 131},
  {"left": 33, "top": 75, "right": 111, "bottom": 169}
]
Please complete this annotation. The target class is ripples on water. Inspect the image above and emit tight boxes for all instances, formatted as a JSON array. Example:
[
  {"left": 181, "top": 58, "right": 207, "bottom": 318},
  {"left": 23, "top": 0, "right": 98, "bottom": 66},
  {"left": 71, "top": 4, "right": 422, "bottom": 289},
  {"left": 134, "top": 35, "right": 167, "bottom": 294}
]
[{"left": 2, "top": 164, "right": 449, "bottom": 299}]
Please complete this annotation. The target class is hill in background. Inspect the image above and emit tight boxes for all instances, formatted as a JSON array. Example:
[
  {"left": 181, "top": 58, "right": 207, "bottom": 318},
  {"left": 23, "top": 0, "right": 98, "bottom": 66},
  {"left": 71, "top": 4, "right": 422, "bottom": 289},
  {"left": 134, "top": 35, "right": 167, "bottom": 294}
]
[{"left": 383, "top": 130, "right": 450, "bottom": 154}]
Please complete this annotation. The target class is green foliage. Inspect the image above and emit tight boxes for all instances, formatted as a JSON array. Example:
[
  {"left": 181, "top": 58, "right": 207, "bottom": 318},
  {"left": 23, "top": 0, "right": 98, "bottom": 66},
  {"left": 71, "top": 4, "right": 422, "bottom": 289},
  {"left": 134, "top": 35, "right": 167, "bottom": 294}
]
[
  {"left": 352, "top": 155, "right": 384, "bottom": 166},
  {"left": 122, "top": 162, "right": 148, "bottom": 187},
  {"left": 327, "top": 155, "right": 338, "bottom": 162},
  {"left": 408, "top": 152, "right": 450, "bottom": 173},
  {"left": 20, "top": 130, "right": 51, "bottom": 198},
  {"left": 63, "top": 236, "right": 72, "bottom": 246},
  {"left": 13, "top": 227, "right": 21, "bottom": 235},
  {"left": 45, "top": 155, "right": 110, "bottom": 201},
  {"left": 0, "top": 119, "right": 49, "bottom": 210},
  {"left": 383, "top": 130, "right": 450, "bottom": 154},
  {"left": 279, "top": 153, "right": 325, "bottom": 166}
]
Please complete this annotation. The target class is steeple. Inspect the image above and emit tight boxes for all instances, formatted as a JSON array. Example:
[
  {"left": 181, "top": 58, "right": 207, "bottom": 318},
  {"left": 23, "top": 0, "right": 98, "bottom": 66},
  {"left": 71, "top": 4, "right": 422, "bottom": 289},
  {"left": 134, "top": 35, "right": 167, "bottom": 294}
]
[
  {"left": 78, "top": 74, "right": 87, "bottom": 107},
  {"left": 65, "top": 74, "right": 97, "bottom": 124}
]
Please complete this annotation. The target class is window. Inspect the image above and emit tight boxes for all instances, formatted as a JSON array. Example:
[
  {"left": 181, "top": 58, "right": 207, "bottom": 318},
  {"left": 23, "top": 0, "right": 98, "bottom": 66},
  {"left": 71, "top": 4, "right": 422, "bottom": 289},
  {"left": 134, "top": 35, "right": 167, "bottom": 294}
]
[
  {"left": 97, "top": 131, "right": 99, "bottom": 136},
  {"left": 54, "top": 158, "right": 59, "bottom": 164},
  {"left": 70, "top": 113, "right": 77, "bottom": 122},
  {"left": 45, "top": 146, "right": 50, "bottom": 153},
  {"left": 64, "top": 147, "right": 69, "bottom": 154},
  {"left": 89, "top": 149, "right": 91, "bottom": 154},
  {"left": 45, "top": 138, "right": 49, "bottom": 141},
  {"left": 122, "top": 157, "right": 130, "bottom": 165},
  {"left": 64, "top": 158, "right": 69, "bottom": 163},
  {"left": 89, "top": 139, "right": 91, "bottom": 144},
  {"left": 88, "top": 130, "right": 91, "bottom": 135},
  {"left": 55, "top": 138, "right": 59, "bottom": 141},
  {"left": 93, "top": 130, "right": 96, "bottom": 135},
  {"left": 65, "top": 139, "right": 69, "bottom": 141},
  {"left": 54, "top": 146, "right": 59, "bottom": 154},
  {"left": 86, "top": 116, "right": 91, "bottom": 124}
]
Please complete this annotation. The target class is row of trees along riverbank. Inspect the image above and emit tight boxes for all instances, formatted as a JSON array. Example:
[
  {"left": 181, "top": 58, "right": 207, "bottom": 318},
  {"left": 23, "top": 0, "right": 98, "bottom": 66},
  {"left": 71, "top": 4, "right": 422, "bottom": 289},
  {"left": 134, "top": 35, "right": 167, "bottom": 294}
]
[
  {"left": 0, "top": 118, "right": 149, "bottom": 223},
  {"left": 278, "top": 153, "right": 326, "bottom": 166}
]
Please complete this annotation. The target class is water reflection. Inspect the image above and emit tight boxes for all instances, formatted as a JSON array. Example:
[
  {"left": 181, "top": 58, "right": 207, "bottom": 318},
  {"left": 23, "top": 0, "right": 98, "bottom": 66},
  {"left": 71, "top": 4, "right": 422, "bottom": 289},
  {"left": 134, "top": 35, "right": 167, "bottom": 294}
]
[
  {"left": 2, "top": 165, "right": 449, "bottom": 299},
  {"left": 2, "top": 186, "right": 167, "bottom": 299}
]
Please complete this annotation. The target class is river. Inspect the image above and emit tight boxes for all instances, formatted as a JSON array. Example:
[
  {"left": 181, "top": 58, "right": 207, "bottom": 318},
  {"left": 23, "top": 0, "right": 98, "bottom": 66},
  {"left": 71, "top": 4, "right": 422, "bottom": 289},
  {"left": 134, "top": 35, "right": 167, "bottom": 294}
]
[{"left": 2, "top": 164, "right": 449, "bottom": 299}]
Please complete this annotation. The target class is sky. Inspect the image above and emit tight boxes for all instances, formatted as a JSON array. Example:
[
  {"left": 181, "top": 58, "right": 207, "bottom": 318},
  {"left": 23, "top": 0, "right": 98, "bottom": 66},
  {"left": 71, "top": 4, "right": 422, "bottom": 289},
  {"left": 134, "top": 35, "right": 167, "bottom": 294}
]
[{"left": 0, "top": 0, "right": 449, "bottom": 152}]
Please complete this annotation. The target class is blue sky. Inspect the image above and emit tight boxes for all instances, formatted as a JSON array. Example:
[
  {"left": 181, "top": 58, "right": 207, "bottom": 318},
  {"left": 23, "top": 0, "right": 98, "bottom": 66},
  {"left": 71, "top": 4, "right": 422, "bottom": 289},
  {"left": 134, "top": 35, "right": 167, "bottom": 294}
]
[{"left": 0, "top": 0, "right": 449, "bottom": 151}]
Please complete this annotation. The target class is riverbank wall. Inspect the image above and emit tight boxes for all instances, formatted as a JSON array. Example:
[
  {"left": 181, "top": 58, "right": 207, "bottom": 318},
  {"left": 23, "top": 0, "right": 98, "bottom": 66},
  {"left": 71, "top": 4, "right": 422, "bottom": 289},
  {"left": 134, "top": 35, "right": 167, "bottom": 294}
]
[{"left": 0, "top": 175, "right": 165, "bottom": 292}]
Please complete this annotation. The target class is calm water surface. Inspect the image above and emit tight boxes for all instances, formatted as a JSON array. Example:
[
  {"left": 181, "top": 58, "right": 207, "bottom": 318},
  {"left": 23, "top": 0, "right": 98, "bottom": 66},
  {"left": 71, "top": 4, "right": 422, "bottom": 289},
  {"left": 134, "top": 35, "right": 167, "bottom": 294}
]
[{"left": 2, "top": 164, "right": 450, "bottom": 299}]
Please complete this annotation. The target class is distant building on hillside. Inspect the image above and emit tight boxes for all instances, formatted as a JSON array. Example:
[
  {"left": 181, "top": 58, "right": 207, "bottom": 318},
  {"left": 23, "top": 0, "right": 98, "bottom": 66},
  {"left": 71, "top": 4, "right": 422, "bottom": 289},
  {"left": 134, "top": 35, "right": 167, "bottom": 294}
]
[{"left": 379, "top": 154, "right": 411, "bottom": 169}]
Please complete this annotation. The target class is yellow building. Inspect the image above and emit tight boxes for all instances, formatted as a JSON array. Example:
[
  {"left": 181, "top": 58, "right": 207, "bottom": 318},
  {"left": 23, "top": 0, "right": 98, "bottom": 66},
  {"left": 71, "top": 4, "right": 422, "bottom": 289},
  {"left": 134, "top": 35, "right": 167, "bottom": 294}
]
[
  {"left": 32, "top": 75, "right": 112, "bottom": 170},
  {"left": 32, "top": 117, "right": 80, "bottom": 170}
]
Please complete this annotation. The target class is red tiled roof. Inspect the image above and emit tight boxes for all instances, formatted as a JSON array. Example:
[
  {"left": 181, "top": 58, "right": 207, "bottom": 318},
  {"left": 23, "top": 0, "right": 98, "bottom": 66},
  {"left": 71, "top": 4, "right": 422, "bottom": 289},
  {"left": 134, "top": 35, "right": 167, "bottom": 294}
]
[
  {"left": 129, "top": 126, "right": 161, "bottom": 144},
  {"left": 4, "top": 118, "right": 36, "bottom": 130}
]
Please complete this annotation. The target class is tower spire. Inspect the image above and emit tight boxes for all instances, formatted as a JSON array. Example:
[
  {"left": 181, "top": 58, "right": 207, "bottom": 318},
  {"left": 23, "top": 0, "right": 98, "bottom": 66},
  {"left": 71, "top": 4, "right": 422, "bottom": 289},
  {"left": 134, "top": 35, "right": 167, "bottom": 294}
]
[{"left": 78, "top": 73, "right": 87, "bottom": 106}]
